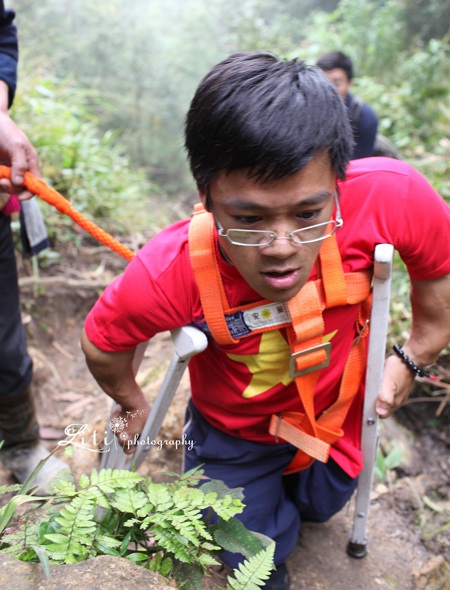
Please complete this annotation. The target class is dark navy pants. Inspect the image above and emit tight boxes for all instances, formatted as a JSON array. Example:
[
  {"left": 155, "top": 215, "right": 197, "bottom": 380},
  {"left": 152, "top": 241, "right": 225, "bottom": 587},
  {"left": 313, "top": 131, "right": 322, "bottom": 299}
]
[
  {"left": 183, "top": 401, "right": 358, "bottom": 567},
  {"left": 0, "top": 214, "right": 33, "bottom": 397}
]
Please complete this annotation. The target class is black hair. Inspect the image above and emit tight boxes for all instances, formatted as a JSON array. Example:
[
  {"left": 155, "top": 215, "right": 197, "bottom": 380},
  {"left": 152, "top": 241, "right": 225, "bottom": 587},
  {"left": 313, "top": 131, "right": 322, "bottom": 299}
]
[
  {"left": 316, "top": 51, "right": 354, "bottom": 81},
  {"left": 184, "top": 51, "right": 353, "bottom": 192}
]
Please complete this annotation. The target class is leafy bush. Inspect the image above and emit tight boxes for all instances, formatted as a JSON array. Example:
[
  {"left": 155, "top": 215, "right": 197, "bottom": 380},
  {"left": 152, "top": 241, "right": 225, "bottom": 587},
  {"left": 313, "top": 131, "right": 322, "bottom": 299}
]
[{"left": 11, "top": 75, "right": 160, "bottom": 246}]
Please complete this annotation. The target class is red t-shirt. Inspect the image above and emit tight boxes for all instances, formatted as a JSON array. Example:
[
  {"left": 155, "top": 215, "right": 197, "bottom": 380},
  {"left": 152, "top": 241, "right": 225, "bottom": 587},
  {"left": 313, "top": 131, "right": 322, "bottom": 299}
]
[{"left": 85, "top": 158, "right": 450, "bottom": 477}]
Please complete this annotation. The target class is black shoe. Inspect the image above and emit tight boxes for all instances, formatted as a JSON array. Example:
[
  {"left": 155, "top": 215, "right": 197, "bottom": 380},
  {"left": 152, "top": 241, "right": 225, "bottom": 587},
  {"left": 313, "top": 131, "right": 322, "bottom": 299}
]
[{"left": 265, "top": 562, "right": 290, "bottom": 589}]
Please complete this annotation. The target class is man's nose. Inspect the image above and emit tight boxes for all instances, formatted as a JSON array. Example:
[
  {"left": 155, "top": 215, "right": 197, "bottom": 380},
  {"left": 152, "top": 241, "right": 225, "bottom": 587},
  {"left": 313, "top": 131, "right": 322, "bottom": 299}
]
[{"left": 261, "top": 233, "right": 301, "bottom": 257}]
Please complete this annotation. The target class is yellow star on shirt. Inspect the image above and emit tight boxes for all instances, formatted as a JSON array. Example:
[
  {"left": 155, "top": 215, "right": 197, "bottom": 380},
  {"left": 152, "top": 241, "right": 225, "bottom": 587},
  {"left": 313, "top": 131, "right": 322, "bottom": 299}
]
[
  {"left": 227, "top": 329, "right": 338, "bottom": 399},
  {"left": 228, "top": 330, "right": 292, "bottom": 398}
]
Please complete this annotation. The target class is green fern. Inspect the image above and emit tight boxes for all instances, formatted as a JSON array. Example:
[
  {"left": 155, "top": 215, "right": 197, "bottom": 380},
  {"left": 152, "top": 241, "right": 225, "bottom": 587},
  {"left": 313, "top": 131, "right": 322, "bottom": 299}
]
[
  {"left": 145, "top": 481, "right": 175, "bottom": 512},
  {"left": 0, "top": 465, "right": 275, "bottom": 588},
  {"left": 108, "top": 486, "right": 148, "bottom": 515},
  {"left": 45, "top": 495, "right": 97, "bottom": 563},
  {"left": 227, "top": 542, "right": 276, "bottom": 590},
  {"left": 89, "top": 468, "right": 144, "bottom": 492}
]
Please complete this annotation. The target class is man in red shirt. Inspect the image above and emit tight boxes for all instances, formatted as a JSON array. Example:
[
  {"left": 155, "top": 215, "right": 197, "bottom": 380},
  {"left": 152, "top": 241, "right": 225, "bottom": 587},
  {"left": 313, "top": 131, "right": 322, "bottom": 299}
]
[{"left": 82, "top": 52, "right": 450, "bottom": 589}]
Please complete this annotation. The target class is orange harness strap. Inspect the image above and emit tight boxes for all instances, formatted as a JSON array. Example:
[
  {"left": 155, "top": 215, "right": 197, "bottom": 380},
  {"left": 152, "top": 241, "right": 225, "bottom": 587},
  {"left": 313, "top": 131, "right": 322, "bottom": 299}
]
[
  {"left": 278, "top": 296, "right": 370, "bottom": 473},
  {"left": 189, "top": 203, "right": 239, "bottom": 346},
  {"left": 277, "top": 234, "right": 371, "bottom": 473},
  {"left": 189, "top": 205, "right": 372, "bottom": 473}
]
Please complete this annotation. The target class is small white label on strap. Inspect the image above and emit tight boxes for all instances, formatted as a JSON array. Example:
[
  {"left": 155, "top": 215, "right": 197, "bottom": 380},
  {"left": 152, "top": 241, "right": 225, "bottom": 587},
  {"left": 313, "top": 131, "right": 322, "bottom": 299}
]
[{"left": 243, "top": 302, "right": 290, "bottom": 330}]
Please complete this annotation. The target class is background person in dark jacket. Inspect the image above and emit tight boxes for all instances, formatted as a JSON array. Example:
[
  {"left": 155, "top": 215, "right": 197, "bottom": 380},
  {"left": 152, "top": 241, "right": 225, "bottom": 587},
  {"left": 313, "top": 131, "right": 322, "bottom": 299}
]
[
  {"left": 0, "top": 2, "right": 66, "bottom": 489},
  {"left": 316, "top": 51, "right": 378, "bottom": 159}
]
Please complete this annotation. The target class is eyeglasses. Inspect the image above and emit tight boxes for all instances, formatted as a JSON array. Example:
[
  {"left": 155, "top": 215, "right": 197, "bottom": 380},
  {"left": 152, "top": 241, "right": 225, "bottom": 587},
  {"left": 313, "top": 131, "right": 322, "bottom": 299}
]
[{"left": 213, "top": 192, "right": 343, "bottom": 247}]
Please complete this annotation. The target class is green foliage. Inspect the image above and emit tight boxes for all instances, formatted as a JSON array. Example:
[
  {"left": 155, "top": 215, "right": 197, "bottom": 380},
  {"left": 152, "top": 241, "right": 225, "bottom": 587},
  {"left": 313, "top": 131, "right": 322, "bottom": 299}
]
[
  {"left": 400, "top": 0, "right": 450, "bottom": 43},
  {"left": 213, "top": 516, "right": 273, "bottom": 559},
  {"left": 296, "top": 0, "right": 407, "bottom": 77},
  {"left": 375, "top": 447, "right": 403, "bottom": 483},
  {"left": 11, "top": 74, "right": 158, "bottom": 246},
  {"left": 227, "top": 542, "right": 275, "bottom": 590},
  {"left": 0, "top": 465, "right": 274, "bottom": 589}
]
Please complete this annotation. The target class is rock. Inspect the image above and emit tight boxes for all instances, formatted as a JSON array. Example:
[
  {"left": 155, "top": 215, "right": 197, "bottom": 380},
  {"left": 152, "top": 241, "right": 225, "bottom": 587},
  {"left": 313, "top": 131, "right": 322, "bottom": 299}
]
[
  {"left": 413, "top": 555, "right": 450, "bottom": 590},
  {"left": 0, "top": 552, "right": 175, "bottom": 590}
]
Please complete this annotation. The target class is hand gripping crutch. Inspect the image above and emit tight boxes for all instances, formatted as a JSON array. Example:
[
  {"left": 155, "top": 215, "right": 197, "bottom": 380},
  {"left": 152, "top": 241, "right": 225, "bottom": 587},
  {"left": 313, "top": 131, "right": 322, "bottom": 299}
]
[
  {"left": 100, "top": 325, "right": 208, "bottom": 471},
  {"left": 347, "top": 243, "right": 394, "bottom": 558}
]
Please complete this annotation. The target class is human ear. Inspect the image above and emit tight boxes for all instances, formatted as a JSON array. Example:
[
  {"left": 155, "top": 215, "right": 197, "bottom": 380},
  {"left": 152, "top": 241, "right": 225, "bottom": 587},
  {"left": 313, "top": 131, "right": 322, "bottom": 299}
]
[{"left": 198, "top": 190, "right": 212, "bottom": 212}]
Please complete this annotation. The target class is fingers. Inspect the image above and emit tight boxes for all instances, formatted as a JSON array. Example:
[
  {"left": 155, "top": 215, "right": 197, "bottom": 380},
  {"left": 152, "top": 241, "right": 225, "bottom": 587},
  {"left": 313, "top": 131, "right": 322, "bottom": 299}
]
[
  {"left": 10, "top": 137, "right": 40, "bottom": 200},
  {"left": 376, "top": 355, "right": 415, "bottom": 419},
  {"left": 11, "top": 139, "right": 40, "bottom": 184},
  {"left": 109, "top": 403, "right": 150, "bottom": 454},
  {"left": 375, "top": 389, "right": 394, "bottom": 419},
  {"left": 0, "top": 179, "right": 34, "bottom": 201},
  {"left": 0, "top": 112, "right": 40, "bottom": 199}
]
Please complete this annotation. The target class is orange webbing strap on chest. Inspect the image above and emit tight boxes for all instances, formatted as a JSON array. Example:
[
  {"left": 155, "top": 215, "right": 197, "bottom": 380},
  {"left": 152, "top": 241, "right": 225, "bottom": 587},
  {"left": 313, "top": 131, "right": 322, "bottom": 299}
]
[
  {"left": 188, "top": 204, "right": 372, "bottom": 473},
  {"left": 189, "top": 203, "right": 240, "bottom": 345},
  {"left": 277, "top": 266, "right": 371, "bottom": 473}
]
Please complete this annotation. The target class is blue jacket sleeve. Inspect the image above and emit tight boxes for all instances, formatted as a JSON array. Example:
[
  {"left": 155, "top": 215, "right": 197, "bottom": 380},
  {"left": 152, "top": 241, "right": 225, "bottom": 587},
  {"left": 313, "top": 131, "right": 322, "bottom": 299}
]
[{"left": 0, "top": 2, "right": 18, "bottom": 107}]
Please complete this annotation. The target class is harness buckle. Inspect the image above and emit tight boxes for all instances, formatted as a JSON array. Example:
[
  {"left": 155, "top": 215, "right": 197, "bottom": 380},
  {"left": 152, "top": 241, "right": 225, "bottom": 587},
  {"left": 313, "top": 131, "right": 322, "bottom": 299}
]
[{"left": 289, "top": 342, "right": 332, "bottom": 378}]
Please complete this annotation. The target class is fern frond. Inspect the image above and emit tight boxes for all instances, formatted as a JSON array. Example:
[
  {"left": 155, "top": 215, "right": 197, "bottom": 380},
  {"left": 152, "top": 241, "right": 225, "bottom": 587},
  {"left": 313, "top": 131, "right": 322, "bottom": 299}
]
[
  {"left": 94, "top": 533, "right": 121, "bottom": 549},
  {"left": 44, "top": 493, "right": 98, "bottom": 563},
  {"left": 89, "top": 469, "right": 143, "bottom": 494},
  {"left": 109, "top": 487, "right": 148, "bottom": 516},
  {"left": 227, "top": 542, "right": 276, "bottom": 590},
  {"left": 151, "top": 523, "right": 192, "bottom": 563},
  {"left": 197, "top": 552, "right": 221, "bottom": 567},
  {"left": 211, "top": 494, "right": 245, "bottom": 521},
  {"left": 78, "top": 473, "right": 90, "bottom": 489},
  {"left": 50, "top": 479, "right": 77, "bottom": 497},
  {"left": 200, "top": 479, "right": 245, "bottom": 503},
  {"left": 165, "top": 511, "right": 203, "bottom": 547},
  {"left": 145, "top": 482, "right": 174, "bottom": 512},
  {"left": 0, "top": 465, "right": 275, "bottom": 583}
]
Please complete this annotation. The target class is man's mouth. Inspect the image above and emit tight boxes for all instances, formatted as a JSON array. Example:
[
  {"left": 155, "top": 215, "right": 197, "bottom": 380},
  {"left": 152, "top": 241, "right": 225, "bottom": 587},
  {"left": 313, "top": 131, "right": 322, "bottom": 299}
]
[
  {"left": 265, "top": 269, "right": 295, "bottom": 276},
  {"left": 261, "top": 268, "right": 301, "bottom": 290}
]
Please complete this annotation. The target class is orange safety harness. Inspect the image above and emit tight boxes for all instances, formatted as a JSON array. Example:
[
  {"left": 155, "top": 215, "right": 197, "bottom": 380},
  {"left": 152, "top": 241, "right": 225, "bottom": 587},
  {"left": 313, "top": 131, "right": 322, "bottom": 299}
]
[
  {"left": 1, "top": 164, "right": 376, "bottom": 473},
  {"left": 188, "top": 203, "right": 373, "bottom": 473}
]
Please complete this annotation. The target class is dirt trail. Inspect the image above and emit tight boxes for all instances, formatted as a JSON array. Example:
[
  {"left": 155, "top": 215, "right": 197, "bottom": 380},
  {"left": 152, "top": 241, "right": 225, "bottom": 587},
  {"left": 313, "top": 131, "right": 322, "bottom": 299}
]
[{"left": 2, "top": 248, "right": 448, "bottom": 589}]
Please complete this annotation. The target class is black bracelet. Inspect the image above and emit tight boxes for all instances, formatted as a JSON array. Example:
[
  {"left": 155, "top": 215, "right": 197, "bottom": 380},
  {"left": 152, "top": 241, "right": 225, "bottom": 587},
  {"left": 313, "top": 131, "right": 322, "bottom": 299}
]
[{"left": 392, "top": 344, "right": 430, "bottom": 378}]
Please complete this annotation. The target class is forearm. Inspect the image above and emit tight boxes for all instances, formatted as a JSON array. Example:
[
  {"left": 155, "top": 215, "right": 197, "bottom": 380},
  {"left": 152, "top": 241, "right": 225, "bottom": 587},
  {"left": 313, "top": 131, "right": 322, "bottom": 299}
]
[
  {"left": 81, "top": 329, "right": 150, "bottom": 452},
  {"left": 402, "top": 274, "right": 450, "bottom": 366},
  {"left": 80, "top": 328, "right": 148, "bottom": 411}
]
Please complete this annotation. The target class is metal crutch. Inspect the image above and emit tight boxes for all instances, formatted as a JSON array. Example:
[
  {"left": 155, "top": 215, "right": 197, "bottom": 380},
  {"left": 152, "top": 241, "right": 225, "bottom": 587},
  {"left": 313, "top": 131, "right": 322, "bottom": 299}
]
[
  {"left": 347, "top": 243, "right": 394, "bottom": 558},
  {"left": 100, "top": 325, "right": 208, "bottom": 471}
]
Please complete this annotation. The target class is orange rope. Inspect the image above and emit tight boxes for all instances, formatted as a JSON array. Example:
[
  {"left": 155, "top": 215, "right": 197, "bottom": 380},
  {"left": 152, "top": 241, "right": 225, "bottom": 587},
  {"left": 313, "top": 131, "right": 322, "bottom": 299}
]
[{"left": 0, "top": 166, "right": 136, "bottom": 261}]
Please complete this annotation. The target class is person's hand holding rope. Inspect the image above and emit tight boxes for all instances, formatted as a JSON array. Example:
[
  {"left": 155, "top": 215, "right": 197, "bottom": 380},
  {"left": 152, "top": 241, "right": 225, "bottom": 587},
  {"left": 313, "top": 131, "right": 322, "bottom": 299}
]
[{"left": 0, "top": 80, "right": 39, "bottom": 201}]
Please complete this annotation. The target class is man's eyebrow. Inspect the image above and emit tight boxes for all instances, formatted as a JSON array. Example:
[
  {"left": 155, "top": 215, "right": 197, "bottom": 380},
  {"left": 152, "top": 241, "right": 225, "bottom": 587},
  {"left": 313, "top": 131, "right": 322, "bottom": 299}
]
[{"left": 225, "top": 191, "right": 333, "bottom": 210}]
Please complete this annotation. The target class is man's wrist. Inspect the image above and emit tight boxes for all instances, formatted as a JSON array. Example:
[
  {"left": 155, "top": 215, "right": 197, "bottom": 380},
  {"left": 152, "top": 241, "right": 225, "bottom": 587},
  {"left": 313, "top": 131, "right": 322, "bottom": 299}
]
[{"left": 392, "top": 344, "right": 436, "bottom": 378}]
